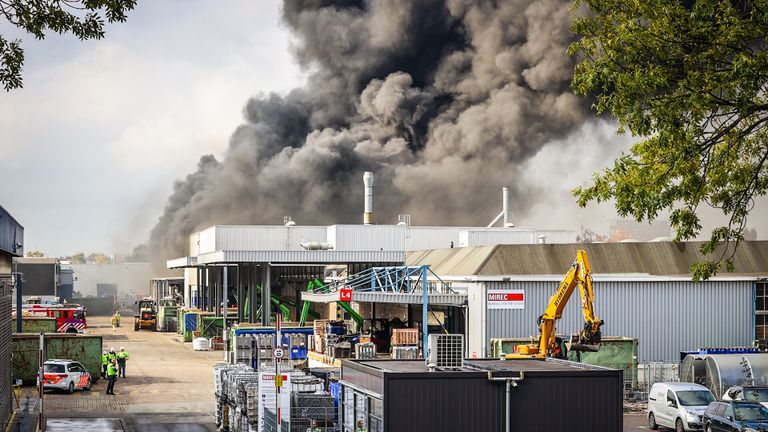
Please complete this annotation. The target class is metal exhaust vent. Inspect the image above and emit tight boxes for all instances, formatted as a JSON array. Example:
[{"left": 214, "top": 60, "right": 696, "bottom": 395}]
[{"left": 428, "top": 334, "right": 464, "bottom": 369}]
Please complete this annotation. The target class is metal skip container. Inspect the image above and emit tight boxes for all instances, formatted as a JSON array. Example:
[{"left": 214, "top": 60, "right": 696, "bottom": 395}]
[
  {"left": 12, "top": 333, "right": 103, "bottom": 383},
  {"left": 12, "top": 317, "right": 57, "bottom": 334}
]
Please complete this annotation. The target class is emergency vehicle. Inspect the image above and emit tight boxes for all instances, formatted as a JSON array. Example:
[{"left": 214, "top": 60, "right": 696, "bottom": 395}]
[
  {"left": 38, "top": 359, "right": 92, "bottom": 393},
  {"left": 18, "top": 305, "right": 88, "bottom": 333}
]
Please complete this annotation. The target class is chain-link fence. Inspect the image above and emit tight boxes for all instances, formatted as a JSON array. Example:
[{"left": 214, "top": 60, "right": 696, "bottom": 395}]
[
  {"left": 639, "top": 362, "right": 679, "bottom": 391},
  {"left": 263, "top": 406, "right": 339, "bottom": 432}
]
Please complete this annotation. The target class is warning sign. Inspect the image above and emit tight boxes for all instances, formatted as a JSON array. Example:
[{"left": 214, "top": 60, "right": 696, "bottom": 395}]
[
  {"left": 339, "top": 288, "right": 353, "bottom": 302},
  {"left": 487, "top": 290, "right": 524, "bottom": 309}
]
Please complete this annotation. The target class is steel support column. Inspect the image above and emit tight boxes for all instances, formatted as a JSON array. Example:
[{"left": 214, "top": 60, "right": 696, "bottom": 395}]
[
  {"left": 249, "top": 265, "right": 258, "bottom": 323},
  {"left": 261, "top": 263, "right": 271, "bottom": 326},
  {"left": 237, "top": 265, "right": 243, "bottom": 322},
  {"left": 223, "top": 266, "right": 228, "bottom": 358},
  {"left": 422, "top": 265, "right": 429, "bottom": 356}
]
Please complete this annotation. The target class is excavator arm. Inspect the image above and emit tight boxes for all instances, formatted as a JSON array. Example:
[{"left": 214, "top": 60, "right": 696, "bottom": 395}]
[{"left": 508, "top": 250, "right": 603, "bottom": 359}]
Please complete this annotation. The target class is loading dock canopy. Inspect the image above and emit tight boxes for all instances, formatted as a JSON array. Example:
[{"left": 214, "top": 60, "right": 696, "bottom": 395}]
[
  {"left": 301, "top": 290, "right": 466, "bottom": 306},
  {"left": 167, "top": 250, "right": 404, "bottom": 268}
]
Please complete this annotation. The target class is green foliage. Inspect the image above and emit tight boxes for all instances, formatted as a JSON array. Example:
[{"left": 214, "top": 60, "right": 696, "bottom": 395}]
[
  {"left": 0, "top": 0, "right": 137, "bottom": 90},
  {"left": 124, "top": 243, "right": 148, "bottom": 263},
  {"left": 570, "top": 0, "right": 768, "bottom": 280},
  {"left": 65, "top": 252, "right": 86, "bottom": 264},
  {"left": 24, "top": 249, "right": 45, "bottom": 257}
]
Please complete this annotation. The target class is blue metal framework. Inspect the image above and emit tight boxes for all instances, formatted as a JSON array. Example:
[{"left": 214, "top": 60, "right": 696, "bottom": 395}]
[{"left": 307, "top": 265, "right": 454, "bottom": 355}]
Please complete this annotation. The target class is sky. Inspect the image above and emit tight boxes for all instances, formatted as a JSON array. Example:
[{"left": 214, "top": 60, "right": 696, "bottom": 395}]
[
  {"left": 1, "top": 1, "right": 304, "bottom": 256},
  {"left": 1, "top": 1, "right": 766, "bottom": 258}
]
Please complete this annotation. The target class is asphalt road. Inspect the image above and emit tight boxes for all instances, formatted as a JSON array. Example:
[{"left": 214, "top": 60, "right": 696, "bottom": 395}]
[{"left": 22, "top": 315, "right": 223, "bottom": 431}]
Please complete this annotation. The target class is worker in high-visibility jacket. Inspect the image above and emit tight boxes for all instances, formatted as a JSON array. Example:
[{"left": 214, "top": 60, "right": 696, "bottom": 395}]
[
  {"left": 116, "top": 347, "right": 129, "bottom": 378},
  {"left": 106, "top": 359, "right": 118, "bottom": 395},
  {"left": 101, "top": 351, "right": 109, "bottom": 378},
  {"left": 107, "top": 347, "right": 117, "bottom": 363},
  {"left": 356, "top": 420, "right": 368, "bottom": 432}
]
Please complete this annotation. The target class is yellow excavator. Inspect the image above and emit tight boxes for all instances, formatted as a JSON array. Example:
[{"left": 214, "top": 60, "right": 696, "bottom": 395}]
[{"left": 507, "top": 250, "right": 604, "bottom": 359}]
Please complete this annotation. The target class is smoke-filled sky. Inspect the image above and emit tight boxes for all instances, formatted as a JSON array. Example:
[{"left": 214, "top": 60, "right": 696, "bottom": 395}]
[
  {"left": 1, "top": 1, "right": 303, "bottom": 256},
  {"left": 3, "top": 0, "right": 766, "bottom": 259}
]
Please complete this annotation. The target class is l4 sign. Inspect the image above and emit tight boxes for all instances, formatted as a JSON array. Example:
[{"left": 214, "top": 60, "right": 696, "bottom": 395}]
[{"left": 339, "top": 288, "right": 353, "bottom": 302}]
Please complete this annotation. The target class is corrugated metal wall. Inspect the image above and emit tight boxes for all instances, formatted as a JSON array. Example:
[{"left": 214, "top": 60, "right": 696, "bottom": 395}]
[
  {"left": 206, "top": 226, "right": 327, "bottom": 253},
  {"left": 486, "top": 279, "right": 754, "bottom": 362},
  {"left": 386, "top": 376, "right": 504, "bottom": 432},
  {"left": 328, "top": 225, "right": 406, "bottom": 251},
  {"left": 406, "top": 227, "right": 464, "bottom": 250},
  {"left": 0, "top": 274, "right": 12, "bottom": 428}
]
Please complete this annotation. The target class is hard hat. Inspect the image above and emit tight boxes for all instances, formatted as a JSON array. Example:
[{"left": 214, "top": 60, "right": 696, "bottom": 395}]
[
  {"left": 120, "top": 346, "right": 124, "bottom": 350},
  {"left": 110, "top": 347, "right": 115, "bottom": 351},
  {"left": 103, "top": 351, "right": 107, "bottom": 354}
]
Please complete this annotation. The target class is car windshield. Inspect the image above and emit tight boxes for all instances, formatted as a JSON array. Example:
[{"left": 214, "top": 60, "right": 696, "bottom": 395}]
[
  {"left": 43, "top": 364, "right": 65, "bottom": 373},
  {"left": 735, "top": 405, "right": 768, "bottom": 421},
  {"left": 677, "top": 390, "right": 715, "bottom": 406},
  {"left": 743, "top": 389, "right": 768, "bottom": 402}
]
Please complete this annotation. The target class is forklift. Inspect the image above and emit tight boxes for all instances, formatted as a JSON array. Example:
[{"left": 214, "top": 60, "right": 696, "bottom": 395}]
[{"left": 134, "top": 298, "right": 157, "bottom": 331}]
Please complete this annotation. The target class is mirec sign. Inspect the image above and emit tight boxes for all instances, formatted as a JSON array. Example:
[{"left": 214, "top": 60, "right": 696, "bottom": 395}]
[{"left": 487, "top": 290, "right": 525, "bottom": 310}]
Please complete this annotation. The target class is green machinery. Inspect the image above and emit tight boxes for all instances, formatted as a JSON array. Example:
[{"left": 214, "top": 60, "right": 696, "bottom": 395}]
[
  {"left": 299, "top": 278, "right": 364, "bottom": 330},
  {"left": 241, "top": 284, "right": 321, "bottom": 322}
]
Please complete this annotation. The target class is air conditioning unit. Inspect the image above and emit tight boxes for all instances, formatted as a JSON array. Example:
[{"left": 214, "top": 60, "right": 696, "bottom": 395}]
[{"left": 428, "top": 334, "right": 464, "bottom": 369}]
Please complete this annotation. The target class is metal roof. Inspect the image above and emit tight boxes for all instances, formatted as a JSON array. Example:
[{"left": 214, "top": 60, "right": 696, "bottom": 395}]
[
  {"left": 166, "top": 256, "right": 198, "bottom": 269},
  {"left": 0, "top": 204, "right": 23, "bottom": 257},
  {"left": 407, "top": 241, "right": 768, "bottom": 277},
  {"left": 195, "top": 250, "right": 404, "bottom": 265},
  {"left": 301, "top": 291, "right": 466, "bottom": 306}
]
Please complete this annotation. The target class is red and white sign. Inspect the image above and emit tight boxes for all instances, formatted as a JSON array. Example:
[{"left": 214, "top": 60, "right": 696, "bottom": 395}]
[
  {"left": 487, "top": 290, "right": 524, "bottom": 310},
  {"left": 339, "top": 288, "right": 353, "bottom": 302}
]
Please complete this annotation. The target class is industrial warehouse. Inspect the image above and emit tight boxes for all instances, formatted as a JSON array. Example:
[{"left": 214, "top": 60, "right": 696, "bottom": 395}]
[{"left": 4, "top": 173, "right": 768, "bottom": 432}]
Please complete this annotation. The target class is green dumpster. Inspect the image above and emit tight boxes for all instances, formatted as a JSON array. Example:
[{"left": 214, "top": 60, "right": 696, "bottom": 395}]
[
  {"left": 12, "top": 317, "right": 57, "bottom": 334},
  {"left": 12, "top": 333, "right": 103, "bottom": 384}
]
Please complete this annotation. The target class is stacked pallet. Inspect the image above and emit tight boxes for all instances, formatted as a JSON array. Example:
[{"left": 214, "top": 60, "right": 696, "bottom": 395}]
[
  {"left": 391, "top": 328, "right": 421, "bottom": 359},
  {"left": 355, "top": 342, "right": 376, "bottom": 359}
]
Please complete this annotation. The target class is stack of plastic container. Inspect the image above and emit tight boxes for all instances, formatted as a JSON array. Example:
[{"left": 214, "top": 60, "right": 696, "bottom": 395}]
[{"left": 245, "top": 383, "right": 259, "bottom": 432}]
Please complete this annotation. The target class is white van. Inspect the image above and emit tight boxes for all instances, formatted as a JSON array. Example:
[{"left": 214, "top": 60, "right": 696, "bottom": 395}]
[{"left": 648, "top": 382, "right": 715, "bottom": 431}]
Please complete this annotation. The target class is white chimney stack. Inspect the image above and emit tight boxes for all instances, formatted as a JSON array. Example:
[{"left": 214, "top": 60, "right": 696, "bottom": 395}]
[
  {"left": 502, "top": 187, "right": 512, "bottom": 227},
  {"left": 363, "top": 171, "right": 374, "bottom": 225}
]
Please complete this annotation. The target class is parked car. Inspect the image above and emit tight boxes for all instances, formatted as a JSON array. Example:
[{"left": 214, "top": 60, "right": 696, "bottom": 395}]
[
  {"left": 702, "top": 400, "right": 768, "bottom": 432},
  {"left": 648, "top": 382, "right": 715, "bottom": 431},
  {"left": 38, "top": 359, "right": 92, "bottom": 393},
  {"left": 723, "top": 386, "right": 768, "bottom": 408}
]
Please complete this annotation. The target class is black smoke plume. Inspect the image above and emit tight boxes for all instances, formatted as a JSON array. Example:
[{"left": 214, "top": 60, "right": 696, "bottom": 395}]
[{"left": 150, "top": 0, "right": 590, "bottom": 263}]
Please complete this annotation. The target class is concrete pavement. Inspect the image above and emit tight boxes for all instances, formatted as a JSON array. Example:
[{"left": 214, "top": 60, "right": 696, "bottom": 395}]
[{"left": 22, "top": 315, "right": 222, "bottom": 431}]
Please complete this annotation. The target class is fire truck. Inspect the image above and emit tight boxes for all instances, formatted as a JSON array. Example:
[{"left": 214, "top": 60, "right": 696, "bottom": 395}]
[{"left": 18, "top": 305, "right": 88, "bottom": 333}]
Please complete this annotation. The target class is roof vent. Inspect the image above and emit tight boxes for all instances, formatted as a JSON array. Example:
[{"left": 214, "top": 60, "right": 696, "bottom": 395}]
[
  {"left": 283, "top": 216, "right": 296, "bottom": 227},
  {"left": 428, "top": 334, "right": 464, "bottom": 369}
]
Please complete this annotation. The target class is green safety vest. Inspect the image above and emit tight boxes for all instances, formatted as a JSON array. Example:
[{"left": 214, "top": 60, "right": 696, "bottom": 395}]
[
  {"left": 107, "top": 363, "right": 118, "bottom": 377},
  {"left": 117, "top": 351, "right": 129, "bottom": 360},
  {"left": 107, "top": 352, "right": 117, "bottom": 361},
  {"left": 102, "top": 354, "right": 109, "bottom": 365}
]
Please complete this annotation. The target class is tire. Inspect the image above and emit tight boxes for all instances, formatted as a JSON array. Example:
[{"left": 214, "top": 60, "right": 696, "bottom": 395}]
[
  {"left": 84, "top": 379, "right": 91, "bottom": 391},
  {"left": 67, "top": 381, "right": 74, "bottom": 394},
  {"left": 675, "top": 418, "right": 685, "bottom": 432},
  {"left": 65, "top": 327, "right": 78, "bottom": 334},
  {"left": 648, "top": 412, "right": 658, "bottom": 430}
]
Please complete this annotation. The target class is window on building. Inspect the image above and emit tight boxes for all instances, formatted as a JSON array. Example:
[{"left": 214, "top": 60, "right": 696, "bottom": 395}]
[
  {"left": 756, "top": 283, "right": 768, "bottom": 340},
  {"left": 341, "top": 387, "right": 383, "bottom": 432}
]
